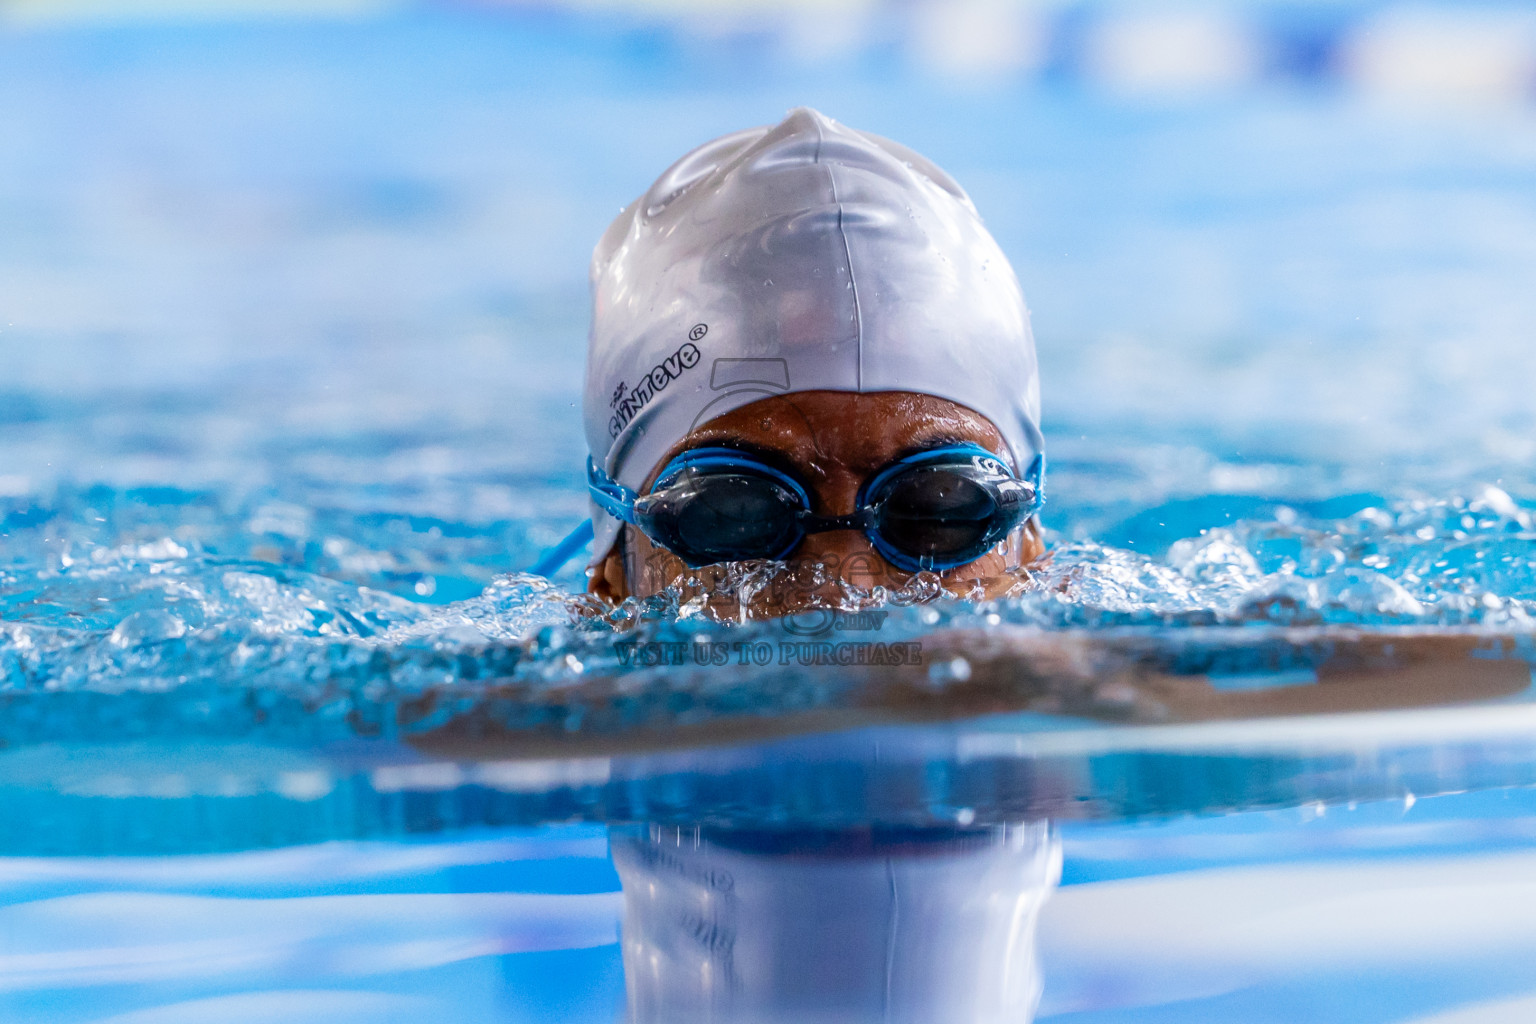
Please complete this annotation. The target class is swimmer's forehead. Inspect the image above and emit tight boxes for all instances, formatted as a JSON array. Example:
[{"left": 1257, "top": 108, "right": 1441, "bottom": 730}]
[{"left": 646, "top": 390, "right": 1007, "bottom": 488}]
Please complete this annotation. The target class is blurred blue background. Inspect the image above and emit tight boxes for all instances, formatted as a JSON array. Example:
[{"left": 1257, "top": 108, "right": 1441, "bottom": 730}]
[
  {"left": 4, "top": 0, "right": 1536, "bottom": 600},
  {"left": 5, "top": 5, "right": 1536, "bottom": 1023}
]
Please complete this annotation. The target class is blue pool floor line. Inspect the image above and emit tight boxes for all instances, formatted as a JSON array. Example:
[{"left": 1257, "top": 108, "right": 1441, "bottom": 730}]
[{"left": 530, "top": 519, "right": 594, "bottom": 578}]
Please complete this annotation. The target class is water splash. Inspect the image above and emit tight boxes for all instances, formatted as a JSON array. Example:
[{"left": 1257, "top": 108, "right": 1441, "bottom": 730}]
[{"left": 3, "top": 484, "right": 1533, "bottom": 715}]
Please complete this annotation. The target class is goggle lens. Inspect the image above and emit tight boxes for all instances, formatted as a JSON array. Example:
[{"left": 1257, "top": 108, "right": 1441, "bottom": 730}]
[
  {"left": 642, "top": 468, "right": 803, "bottom": 565},
  {"left": 871, "top": 468, "right": 1000, "bottom": 566}
]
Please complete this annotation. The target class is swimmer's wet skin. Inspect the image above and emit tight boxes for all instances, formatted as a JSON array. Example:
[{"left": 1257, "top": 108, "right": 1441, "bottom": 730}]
[{"left": 575, "top": 107, "right": 1045, "bottom": 609}]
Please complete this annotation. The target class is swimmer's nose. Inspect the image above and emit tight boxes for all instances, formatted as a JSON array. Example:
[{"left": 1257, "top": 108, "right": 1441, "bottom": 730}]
[
  {"left": 791, "top": 530, "right": 904, "bottom": 591},
  {"left": 785, "top": 471, "right": 906, "bottom": 589}
]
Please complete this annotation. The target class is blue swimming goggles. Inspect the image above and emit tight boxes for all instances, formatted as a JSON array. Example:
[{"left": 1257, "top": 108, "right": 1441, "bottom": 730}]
[{"left": 589, "top": 443, "right": 1043, "bottom": 573}]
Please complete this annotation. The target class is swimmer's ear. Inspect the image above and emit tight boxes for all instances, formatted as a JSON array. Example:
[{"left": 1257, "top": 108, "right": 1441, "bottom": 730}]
[{"left": 588, "top": 530, "right": 631, "bottom": 603}]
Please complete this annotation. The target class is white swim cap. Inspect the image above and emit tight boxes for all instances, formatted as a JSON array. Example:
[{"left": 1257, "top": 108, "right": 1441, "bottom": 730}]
[{"left": 583, "top": 107, "right": 1042, "bottom": 567}]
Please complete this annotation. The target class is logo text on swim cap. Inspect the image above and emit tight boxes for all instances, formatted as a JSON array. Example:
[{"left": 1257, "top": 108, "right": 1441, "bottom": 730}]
[{"left": 608, "top": 341, "right": 702, "bottom": 439}]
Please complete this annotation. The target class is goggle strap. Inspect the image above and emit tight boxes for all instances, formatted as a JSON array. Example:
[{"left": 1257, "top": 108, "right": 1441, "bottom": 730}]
[
  {"left": 527, "top": 518, "right": 595, "bottom": 577},
  {"left": 586, "top": 457, "right": 640, "bottom": 525},
  {"left": 1023, "top": 452, "right": 1046, "bottom": 513}
]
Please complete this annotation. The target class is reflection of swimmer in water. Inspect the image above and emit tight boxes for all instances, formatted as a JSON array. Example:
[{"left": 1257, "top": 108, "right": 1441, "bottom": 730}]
[
  {"left": 576, "top": 107, "right": 1046, "bottom": 609},
  {"left": 611, "top": 823, "right": 1059, "bottom": 1024}
]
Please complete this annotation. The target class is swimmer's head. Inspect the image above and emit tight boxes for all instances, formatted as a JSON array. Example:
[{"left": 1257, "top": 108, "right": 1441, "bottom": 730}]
[{"left": 583, "top": 108, "right": 1044, "bottom": 604}]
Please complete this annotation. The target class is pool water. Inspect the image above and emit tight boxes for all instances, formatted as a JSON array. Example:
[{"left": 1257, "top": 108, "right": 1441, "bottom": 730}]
[
  {"left": 11, "top": 789, "right": 1536, "bottom": 1023},
  {"left": 4, "top": 3, "right": 1536, "bottom": 1022}
]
